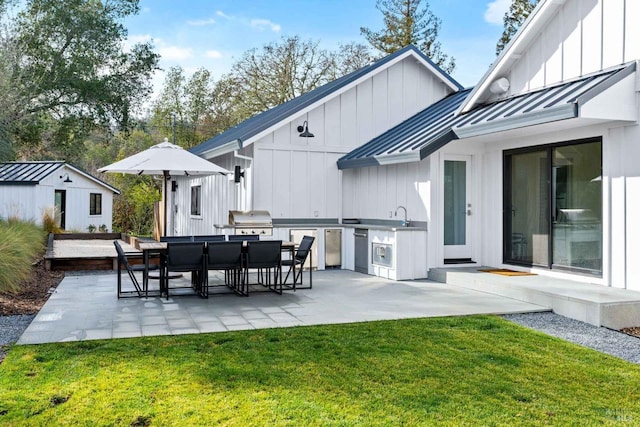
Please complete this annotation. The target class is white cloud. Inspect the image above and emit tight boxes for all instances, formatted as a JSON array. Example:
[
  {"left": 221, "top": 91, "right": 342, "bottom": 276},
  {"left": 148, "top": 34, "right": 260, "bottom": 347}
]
[
  {"left": 187, "top": 17, "right": 216, "bottom": 26},
  {"left": 250, "top": 18, "right": 281, "bottom": 33},
  {"left": 123, "top": 34, "right": 153, "bottom": 51},
  {"left": 484, "top": 0, "right": 511, "bottom": 25},
  {"left": 216, "top": 10, "right": 281, "bottom": 33},
  {"left": 205, "top": 50, "right": 223, "bottom": 59},
  {"left": 159, "top": 45, "right": 194, "bottom": 61}
]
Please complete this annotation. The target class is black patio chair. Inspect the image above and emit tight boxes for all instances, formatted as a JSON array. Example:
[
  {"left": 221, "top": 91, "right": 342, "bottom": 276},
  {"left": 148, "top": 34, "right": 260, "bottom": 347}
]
[
  {"left": 205, "top": 241, "right": 245, "bottom": 296},
  {"left": 161, "top": 241, "right": 206, "bottom": 299},
  {"left": 245, "top": 240, "right": 282, "bottom": 294},
  {"left": 282, "top": 235, "right": 315, "bottom": 290},
  {"left": 160, "top": 236, "right": 193, "bottom": 243},
  {"left": 114, "top": 240, "right": 158, "bottom": 298},
  {"left": 193, "top": 235, "right": 226, "bottom": 243},
  {"left": 228, "top": 234, "right": 260, "bottom": 241}
]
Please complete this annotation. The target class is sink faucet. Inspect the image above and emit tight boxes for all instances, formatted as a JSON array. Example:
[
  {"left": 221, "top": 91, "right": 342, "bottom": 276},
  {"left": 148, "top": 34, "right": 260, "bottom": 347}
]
[{"left": 395, "top": 205, "right": 408, "bottom": 226}]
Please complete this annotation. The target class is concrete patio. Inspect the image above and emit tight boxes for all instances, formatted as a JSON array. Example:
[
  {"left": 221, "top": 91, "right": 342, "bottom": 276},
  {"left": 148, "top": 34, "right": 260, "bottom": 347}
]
[{"left": 18, "top": 270, "right": 547, "bottom": 345}]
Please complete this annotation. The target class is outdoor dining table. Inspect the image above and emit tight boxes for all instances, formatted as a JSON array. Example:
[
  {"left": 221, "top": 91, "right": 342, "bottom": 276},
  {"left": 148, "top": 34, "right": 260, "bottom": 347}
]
[{"left": 137, "top": 240, "right": 296, "bottom": 297}]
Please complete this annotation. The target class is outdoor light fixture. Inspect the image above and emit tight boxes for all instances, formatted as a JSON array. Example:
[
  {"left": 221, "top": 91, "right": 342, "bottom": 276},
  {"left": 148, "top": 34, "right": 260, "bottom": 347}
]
[
  {"left": 234, "top": 165, "right": 245, "bottom": 183},
  {"left": 171, "top": 181, "right": 178, "bottom": 192},
  {"left": 297, "top": 121, "right": 314, "bottom": 138},
  {"left": 60, "top": 173, "right": 72, "bottom": 183}
]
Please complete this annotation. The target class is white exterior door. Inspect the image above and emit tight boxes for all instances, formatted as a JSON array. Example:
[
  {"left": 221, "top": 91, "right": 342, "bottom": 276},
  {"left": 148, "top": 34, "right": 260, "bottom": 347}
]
[{"left": 443, "top": 155, "right": 472, "bottom": 260}]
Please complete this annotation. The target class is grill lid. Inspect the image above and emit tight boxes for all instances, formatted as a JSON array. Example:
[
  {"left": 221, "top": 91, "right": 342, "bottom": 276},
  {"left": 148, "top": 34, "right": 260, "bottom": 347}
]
[{"left": 228, "top": 210, "right": 272, "bottom": 226}]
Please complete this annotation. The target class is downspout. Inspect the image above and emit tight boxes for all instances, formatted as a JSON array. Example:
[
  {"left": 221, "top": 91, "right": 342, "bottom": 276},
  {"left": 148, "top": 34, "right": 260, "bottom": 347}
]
[{"left": 233, "top": 150, "right": 253, "bottom": 211}]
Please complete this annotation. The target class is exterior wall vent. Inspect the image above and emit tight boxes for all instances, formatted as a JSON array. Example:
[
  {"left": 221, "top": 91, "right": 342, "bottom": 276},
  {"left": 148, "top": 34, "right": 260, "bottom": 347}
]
[{"left": 489, "top": 77, "right": 510, "bottom": 95}]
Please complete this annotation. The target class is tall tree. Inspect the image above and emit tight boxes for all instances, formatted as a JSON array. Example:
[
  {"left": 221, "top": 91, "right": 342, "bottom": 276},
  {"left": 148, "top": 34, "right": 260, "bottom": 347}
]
[
  {"left": 496, "top": 0, "right": 539, "bottom": 55},
  {"left": 151, "top": 66, "right": 216, "bottom": 148},
  {"left": 360, "top": 0, "right": 455, "bottom": 73},
  {"left": 221, "top": 36, "right": 374, "bottom": 121},
  {"left": 0, "top": 0, "right": 159, "bottom": 160}
]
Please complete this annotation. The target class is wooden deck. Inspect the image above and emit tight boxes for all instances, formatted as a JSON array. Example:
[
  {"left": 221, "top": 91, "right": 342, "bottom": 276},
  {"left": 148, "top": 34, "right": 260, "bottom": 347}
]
[{"left": 44, "top": 233, "right": 146, "bottom": 271}]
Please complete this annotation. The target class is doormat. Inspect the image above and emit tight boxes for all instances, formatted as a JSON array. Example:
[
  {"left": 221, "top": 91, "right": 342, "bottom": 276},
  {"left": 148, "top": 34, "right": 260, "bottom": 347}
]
[{"left": 478, "top": 269, "right": 536, "bottom": 276}]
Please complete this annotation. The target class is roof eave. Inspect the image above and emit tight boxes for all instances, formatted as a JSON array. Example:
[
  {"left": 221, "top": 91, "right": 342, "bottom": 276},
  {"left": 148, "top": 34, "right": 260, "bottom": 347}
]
[
  {"left": 199, "top": 139, "right": 242, "bottom": 160},
  {"left": 458, "top": 0, "right": 560, "bottom": 114},
  {"left": 337, "top": 157, "right": 381, "bottom": 170},
  {"left": 453, "top": 103, "right": 577, "bottom": 139}
]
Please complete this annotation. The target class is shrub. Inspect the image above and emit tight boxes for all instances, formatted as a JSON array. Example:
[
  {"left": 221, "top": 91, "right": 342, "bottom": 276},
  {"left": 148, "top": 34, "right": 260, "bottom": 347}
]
[
  {"left": 99, "top": 224, "right": 108, "bottom": 233},
  {"left": 87, "top": 224, "right": 96, "bottom": 233},
  {"left": 41, "top": 208, "right": 62, "bottom": 235},
  {"left": 0, "top": 218, "right": 45, "bottom": 293}
]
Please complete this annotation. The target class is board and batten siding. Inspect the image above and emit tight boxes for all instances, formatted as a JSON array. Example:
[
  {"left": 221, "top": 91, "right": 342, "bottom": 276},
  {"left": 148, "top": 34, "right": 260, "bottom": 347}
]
[
  {"left": 0, "top": 186, "right": 38, "bottom": 221},
  {"left": 491, "top": 0, "right": 640, "bottom": 101},
  {"left": 252, "top": 56, "right": 451, "bottom": 220},
  {"left": 40, "top": 170, "right": 115, "bottom": 232},
  {"left": 342, "top": 161, "right": 430, "bottom": 223},
  {"left": 0, "top": 168, "right": 114, "bottom": 231}
]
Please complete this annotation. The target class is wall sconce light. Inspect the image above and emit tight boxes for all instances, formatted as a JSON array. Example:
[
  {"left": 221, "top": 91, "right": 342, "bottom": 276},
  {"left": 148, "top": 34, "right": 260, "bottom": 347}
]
[
  {"left": 171, "top": 181, "right": 178, "bottom": 192},
  {"left": 60, "top": 173, "right": 72, "bottom": 183},
  {"left": 297, "top": 121, "right": 314, "bottom": 138},
  {"left": 234, "top": 165, "right": 245, "bottom": 183}
]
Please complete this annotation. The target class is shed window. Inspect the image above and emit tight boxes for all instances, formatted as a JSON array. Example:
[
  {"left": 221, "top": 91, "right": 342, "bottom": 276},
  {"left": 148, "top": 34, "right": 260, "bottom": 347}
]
[
  {"left": 90, "top": 193, "right": 102, "bottom": 215},
  {"left": 191, "top": 185, "right": 201, "bottom": 216}
]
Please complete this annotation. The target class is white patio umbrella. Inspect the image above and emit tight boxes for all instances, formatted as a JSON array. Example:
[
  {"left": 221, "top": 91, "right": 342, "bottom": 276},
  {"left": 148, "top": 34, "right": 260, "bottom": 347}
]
[{"left": 98, "top": 138, "right": 230, "bottom": 236}]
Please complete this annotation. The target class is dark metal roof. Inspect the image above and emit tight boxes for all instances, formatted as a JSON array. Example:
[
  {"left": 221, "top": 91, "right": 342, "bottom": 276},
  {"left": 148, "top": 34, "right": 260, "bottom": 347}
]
[
  {"left": 0, "top": 161, "right": 64, "bottom": 184},
  {"left": 0, "top": 161, "right": 120, "bottom": 193},
  {"left": 338, "top": 63, "right": 635, "bottom": 169},
  {"left": 453, "top": 62, "right": 635, "bottom": 138},
  {"left": 191, "top": 45, "right": 463, "bottom": 157},
  {"left": 337, "top": 89, "right": 471, "bottom": 169}
]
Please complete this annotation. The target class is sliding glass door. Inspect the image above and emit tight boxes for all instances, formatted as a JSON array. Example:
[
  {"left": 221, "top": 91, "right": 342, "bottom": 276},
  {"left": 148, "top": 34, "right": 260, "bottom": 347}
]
[{"left": 504, "top": 139, "right": 602, "bottom": 275}]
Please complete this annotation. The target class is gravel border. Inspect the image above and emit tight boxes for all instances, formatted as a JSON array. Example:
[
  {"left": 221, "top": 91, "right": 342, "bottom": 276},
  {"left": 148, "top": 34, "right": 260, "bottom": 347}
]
[
  {"left": 503, "top": 312, "right": 640, "bottom": 364},
  {"left": 0, "top": 314, "right": 35, "bottom": 363},
  {"left": 0, "top": 315, "right": 35, "bottom": 347}
]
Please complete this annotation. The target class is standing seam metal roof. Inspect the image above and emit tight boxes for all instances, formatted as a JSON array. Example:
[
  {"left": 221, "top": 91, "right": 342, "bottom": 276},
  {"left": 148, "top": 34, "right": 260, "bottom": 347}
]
[
  {"left": 337, "top": 63, "right": 634, "bottom": 170},
  {"left": 0, "top": 161, "right": 120, "bottom": 194},
  {"left": 0, "top": 161, "right": 64, "bottom": 184},
  {"left": 190, "top": 45, "right": 463, "bottom": 157}
]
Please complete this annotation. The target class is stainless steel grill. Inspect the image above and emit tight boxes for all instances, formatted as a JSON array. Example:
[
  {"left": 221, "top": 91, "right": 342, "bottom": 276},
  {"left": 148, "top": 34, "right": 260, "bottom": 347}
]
[{"left": 228, "top": 210, "right": 273, "bottom": 236}]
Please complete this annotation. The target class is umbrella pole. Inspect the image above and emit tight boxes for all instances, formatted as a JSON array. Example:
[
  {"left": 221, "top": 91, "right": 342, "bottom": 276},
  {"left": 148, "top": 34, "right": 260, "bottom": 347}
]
[{"left": 163, "top": 171, "right": 169, "bottom": 237}]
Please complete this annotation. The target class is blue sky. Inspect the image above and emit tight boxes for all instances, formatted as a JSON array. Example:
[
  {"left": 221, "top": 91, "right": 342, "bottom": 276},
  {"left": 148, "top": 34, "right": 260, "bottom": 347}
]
[{"left": 124, "top": 0, "right": 512, "bottom": 97}]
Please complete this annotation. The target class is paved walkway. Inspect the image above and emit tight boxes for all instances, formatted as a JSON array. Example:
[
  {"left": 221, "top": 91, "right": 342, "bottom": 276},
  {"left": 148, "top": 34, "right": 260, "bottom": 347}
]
[{"left": 18, "top": 270, "right": 548, "bottom": 345}]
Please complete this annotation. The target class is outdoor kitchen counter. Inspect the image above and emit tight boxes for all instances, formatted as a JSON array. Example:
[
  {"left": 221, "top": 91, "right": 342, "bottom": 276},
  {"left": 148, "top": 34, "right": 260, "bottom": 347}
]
[{"left": 271, "top": 223, "right": 428, "bottom": 232}]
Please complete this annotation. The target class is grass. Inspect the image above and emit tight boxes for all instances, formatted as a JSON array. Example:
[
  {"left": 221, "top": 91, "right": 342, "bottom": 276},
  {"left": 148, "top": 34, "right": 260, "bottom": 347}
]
[
  {"left": 0, "top": 316, "right": 639, "bottom": 425},
  {"left": 0, "top": 218, "right": 45, "bottom": 293}
]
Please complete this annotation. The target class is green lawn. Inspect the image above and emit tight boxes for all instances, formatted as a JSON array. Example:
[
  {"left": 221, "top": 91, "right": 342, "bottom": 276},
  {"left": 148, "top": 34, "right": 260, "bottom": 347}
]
[{"left": 0, "top": 316, "right": 638, "bottom": 426}]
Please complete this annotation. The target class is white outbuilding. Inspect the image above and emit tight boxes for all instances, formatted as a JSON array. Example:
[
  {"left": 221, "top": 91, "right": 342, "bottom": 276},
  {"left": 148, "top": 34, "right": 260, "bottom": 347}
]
[{"left": 0, "top": 161, "right": 119, "bottom": 232}]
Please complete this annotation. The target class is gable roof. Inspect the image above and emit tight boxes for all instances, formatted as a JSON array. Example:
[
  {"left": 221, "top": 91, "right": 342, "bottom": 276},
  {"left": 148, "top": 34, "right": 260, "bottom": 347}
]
[
  {"left": 458, "top": 0, "right": 560, "bottom": 114},
  {"left": 191, "top": 45, "right": 463, "bottom": 158},
  {"left": 0, "top": 161, "right": 120, "bottom": 194},
  {"left": 0, "top": 161, "right": 64, "bottom": 184},
  {"left": 339, "top": 62, "right": 634, "bottom": 169}
]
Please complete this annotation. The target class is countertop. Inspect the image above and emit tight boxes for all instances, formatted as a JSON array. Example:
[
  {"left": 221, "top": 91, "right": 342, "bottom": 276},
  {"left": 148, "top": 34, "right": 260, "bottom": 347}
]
[
  {"left": 216, "top": 223, "right": 427, "bottom": 232},
  {"left": 272, "top": 223, "right": 428, "bottom": 232}
]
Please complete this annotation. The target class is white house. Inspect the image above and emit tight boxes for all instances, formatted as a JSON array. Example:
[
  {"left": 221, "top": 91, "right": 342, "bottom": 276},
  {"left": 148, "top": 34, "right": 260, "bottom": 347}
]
[
  {"left": 341, "top": 0, "right": 640, "bottom": 291},
  {"left": 171, "top": 45, "right": 462, "bottom": 274},
  {"left": 0, "top": 161, "right": 119, "bottom": 232},
  {"left": 180, "top": 0, "right": 640, "bottom": 291}
]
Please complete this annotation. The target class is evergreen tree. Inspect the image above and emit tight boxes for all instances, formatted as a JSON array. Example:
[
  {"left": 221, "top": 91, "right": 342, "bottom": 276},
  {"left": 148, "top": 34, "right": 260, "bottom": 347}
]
[
  {"left": 360, "top": 0, "right": 455, "bottom": 73},
  {"left": 496, "top": 0, "right": 539, "bottom": 55}
]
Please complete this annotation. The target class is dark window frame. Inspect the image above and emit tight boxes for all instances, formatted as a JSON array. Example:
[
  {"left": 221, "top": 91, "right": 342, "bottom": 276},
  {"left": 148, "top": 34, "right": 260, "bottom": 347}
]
[
  {"left": 190, "top": 185, "right": 202, "bottom": 216},
  {"left": 90, "top": 193, "right": 102, "bottom": 215},
  {"left": 503, "top": 136, "right": 603, "bottom": 277}
]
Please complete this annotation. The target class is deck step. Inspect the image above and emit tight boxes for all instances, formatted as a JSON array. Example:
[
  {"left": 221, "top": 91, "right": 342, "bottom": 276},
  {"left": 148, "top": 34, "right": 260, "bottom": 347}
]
[{"left": 429, "top": 267, "right": 640, "bottom": 330}]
